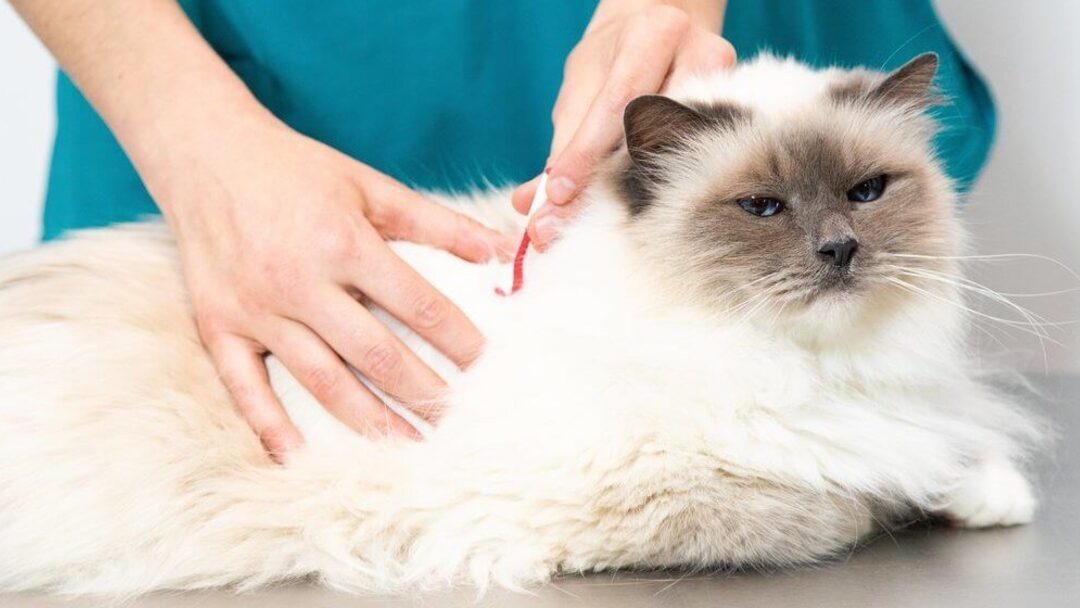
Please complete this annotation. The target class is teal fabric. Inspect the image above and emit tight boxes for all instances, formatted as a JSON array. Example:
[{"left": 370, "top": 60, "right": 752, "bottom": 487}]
[{"left": 42, "top": 0, "right": 995, "bottom": 240}]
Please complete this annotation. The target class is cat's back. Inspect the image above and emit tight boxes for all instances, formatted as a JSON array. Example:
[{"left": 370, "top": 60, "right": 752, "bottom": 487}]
[
  {"left": 0, "top": 223, "right": 209, "bottom": 411},
  {"left": 0, "top": 221, "right": 264, "bottom": 458},
  {"left": 0, "top": 196, "right": 532, "bottom": 592},
  {"left": 0, "top": 222, "right": 187, "bottom": 328},
  {"left": 0, "top": 194, "right": 515, "bottom": 455}
]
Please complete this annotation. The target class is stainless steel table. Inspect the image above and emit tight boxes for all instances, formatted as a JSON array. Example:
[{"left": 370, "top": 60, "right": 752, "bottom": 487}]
[{"left": 8, "top": 375, "right": 1078, "bottom": 608}]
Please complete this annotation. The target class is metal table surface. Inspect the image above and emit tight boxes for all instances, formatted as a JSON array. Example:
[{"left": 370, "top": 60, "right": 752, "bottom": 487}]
[{"left": 7, "top": 375, "right": 1078, "bottom": 608}]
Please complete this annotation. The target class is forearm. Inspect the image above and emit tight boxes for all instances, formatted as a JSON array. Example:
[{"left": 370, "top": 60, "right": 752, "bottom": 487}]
[
  {"left": 590, "top": 0, "right": 727, "bottom": 32},
  {"left": 9, "top": 0, "right": 273, "bottom": 204}
]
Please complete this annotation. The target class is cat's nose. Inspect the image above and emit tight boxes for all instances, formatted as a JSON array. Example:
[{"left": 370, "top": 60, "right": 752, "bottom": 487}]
[{"left": 817, "top": 238, "right": 859, "bottom": 268}]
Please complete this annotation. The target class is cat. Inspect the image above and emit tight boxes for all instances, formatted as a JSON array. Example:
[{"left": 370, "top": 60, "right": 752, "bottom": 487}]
[{"left": 0, "top": 53, "right": 1043, "bottom": 596}]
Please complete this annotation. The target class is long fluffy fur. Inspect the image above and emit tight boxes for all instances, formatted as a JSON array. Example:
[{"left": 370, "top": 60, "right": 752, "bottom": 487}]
[{"left": 0, "top": 56, "right": 1043, "bottom": 596}]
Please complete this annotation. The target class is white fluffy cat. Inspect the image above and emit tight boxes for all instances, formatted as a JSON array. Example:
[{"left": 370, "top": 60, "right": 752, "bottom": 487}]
[{"left": 0, "top": 54, "right": 1042, "bottom": 596}]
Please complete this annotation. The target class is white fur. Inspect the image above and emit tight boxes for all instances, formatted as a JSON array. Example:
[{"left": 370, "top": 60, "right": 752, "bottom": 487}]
[
  {"left": 0, "top": 57, "right": 1042, "bottom": 596},
  {"left": 940, "top": 456, "right": 1036, "bottom": 528}
]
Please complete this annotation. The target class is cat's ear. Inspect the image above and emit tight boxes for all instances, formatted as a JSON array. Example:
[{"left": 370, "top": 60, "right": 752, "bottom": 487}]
[
  {"left": 623, "top": 96, "right": 723, "bottom": 164},
  {"left": 871, "top": 53, "right": 939, "bottom": 109}
]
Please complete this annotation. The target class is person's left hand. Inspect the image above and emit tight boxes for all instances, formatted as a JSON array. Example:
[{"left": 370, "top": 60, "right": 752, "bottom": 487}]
[{"left": 511, "top": 2, "right": 736, "bottom": 250}]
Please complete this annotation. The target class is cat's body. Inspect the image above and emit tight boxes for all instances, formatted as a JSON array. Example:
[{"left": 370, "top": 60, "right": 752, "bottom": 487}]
[{"left": 0, "top": 56, "right": 1041, "bottom": 595}]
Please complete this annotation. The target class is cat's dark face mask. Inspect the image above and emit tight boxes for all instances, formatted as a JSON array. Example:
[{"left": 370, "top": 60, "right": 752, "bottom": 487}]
[{"left": 612, "top": 54, "right": 963, "bottom": 320}]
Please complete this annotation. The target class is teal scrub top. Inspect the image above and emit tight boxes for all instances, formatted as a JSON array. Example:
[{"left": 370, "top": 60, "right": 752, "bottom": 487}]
[{"left": 42, "top": 0, "right": 996, "bottom": 240}]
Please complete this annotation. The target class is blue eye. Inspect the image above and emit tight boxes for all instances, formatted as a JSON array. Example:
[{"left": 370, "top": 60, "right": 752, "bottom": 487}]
[
  {"left": 738, "top": 197, "right": 784, "bottom": 217},
  {"left": 848, "top": 175, "right": 887, "bottom": 203}
]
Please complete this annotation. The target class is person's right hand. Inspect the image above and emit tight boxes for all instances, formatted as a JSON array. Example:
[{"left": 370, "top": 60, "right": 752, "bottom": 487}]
[
  {"left": 152, "top": 114, "right": 515, "bottom": 458},
  {"left": 511, "top": 2, "right": 734, "bottom": 250}
]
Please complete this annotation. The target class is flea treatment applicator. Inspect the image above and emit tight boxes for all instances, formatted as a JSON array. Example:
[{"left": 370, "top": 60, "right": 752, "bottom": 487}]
[{"left": 496, "top": 173, "right": 549, "bottom": 296}]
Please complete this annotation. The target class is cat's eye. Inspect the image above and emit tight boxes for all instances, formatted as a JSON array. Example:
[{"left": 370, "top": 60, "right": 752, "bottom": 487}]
[
  {"left": 737, "top": 197, "right": 784, "bottom": 217},
  {"left": 847, "top": 175, "right": 888, "bottom": 203}
]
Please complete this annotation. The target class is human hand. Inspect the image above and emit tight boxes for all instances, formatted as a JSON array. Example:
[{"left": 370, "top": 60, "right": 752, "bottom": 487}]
[
  {"left": 511, "top": 2, "right": 735, "bottom": 249},
  {"left": 11, "top": 0, "right": 521, "bottom": 460},
  {"left": 153, "top": 114, "right": 515, "bottom": 458}
]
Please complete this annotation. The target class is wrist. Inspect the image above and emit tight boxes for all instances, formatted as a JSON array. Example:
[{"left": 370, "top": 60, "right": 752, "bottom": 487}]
[
  {"left": 12, "top": 0, "right": 288, "bottom": 232},
  {"left": 120, "top": 66, "right": 277, "bottom": 178},
  {"left": 137, "top": 95, "right": 286, "bottom": 229}
]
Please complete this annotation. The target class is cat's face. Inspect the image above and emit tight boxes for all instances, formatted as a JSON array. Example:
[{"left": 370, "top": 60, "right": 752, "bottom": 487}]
[{"left": 610, "top": 54, "right": 960, "bottom": 324}]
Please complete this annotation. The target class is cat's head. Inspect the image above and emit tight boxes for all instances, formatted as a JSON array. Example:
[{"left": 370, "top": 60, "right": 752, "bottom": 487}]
[{"left": 604, "top": 53, "right": 961, "bottom": 331}]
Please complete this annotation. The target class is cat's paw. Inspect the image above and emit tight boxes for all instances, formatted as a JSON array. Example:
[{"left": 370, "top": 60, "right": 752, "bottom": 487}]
[{"left": 940, "top": 458, "right": 1036, "bottom": 528}]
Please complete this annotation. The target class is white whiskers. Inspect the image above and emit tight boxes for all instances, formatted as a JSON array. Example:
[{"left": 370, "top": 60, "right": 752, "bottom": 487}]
[{"left": 874, "top": 252, "right": 1080, "bottom": 371}]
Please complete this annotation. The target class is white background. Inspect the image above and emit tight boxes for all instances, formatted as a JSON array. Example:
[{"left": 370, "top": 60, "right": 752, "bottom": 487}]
[{"left": 0, "top": 1, "right": 1077, "bottom": 372}]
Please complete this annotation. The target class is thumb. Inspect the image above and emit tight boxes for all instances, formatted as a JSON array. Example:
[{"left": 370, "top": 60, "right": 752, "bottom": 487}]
[
  {"left": 527, "top": 199, "right": 581, "bottom": 252},
  {"left": 511, "top": 174, "right": 544, "bottom": 215}
]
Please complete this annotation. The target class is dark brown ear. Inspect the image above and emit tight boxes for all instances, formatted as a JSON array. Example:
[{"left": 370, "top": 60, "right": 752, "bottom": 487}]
[
  {"left": 619, "top": 96, "right": 745, "bottom": 215},
  {"left": 623, "top": 96, "right": 717, "bottom": 164},
  {"left": 871, "top": 53, "right": 939, "bottom": 108}
]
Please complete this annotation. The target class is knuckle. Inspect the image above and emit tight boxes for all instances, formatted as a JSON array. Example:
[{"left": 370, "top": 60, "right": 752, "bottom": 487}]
[
  {"left": 192, "top": 290, "right": 230, "bottom": 320},
  {"left": 302, "top": 364, "right": 342, "bottom": 399},
  {"left": 388, "top": 208, "right": 418, "bottom": 241},
  {"left": 603, "top": 79, "right": 639, "bottom": 114},
  {"left": 221, "top": 373, "right": 255, "bottom": 409},
  {"left": 361, "top": 341, "right": 402, "bottom": 383},
  {"left": 642, "top": 5, "right": 691, "bottom": 37},
  {"left": 563, "top": 48, "right": 582, "bottom": 73},
  {"left": 314, "top": 223, "right": 363, "bottom": 261},
  {"left": 713, "top": 38, "right": 737, "bottom": 67},
  {"left": 411, "top": 292, "right": 447, "bottom": 330},
  {"left": 551, "top": 98, "right": 565, "bottom": 124},
  {"left": 197, "top": 315, "right": 247, "bottom": 351},
  {"left": 195, "top": 314, "right": 224, "bottom": 343},
  {"left": 563, "top": 143, "right": 603, "bottom": 172},
  {"left": 264, "top": 259, "right": 307, "bottom": 306},
  {"left": 368, "top": 200, "right": 411, "bottom": 239},
  {"left": 235, "top": 295, "right": 266, "bottom": 319}
]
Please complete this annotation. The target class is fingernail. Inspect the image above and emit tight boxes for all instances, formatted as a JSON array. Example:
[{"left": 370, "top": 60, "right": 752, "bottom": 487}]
[
  {"left": 464, "top": 230, "right": 516, "bottom": 263},
  {"left": 546, "top": 176, "right": 576, "bottom": 205},
  {"left": 497, "top": 235, "right": 520, "bottom": 261},
  {"left": 533, "top": 214, "right": 566, "bottom": 249},
  {"left": 495, "top": 236, "right": 517, "bottom": 262},
  {"left": 266, "top": 432, "right": 303, "bottom": 463}
]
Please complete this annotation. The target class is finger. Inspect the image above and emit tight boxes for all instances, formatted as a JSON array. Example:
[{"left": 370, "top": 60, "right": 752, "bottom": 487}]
[
  {"left": 361, "top": 170, "right": 517, "bottom": 263},
  {"left": 266, "top": 319, "right": 419, "bottom": 440},
  {"left": 666, "top": 33, "right": 736, "bottom": 88},
  {"left": 546, "top": 15, "right": 688, "bottom": 207},
  {"left": 548, "top": 61, "right": 603, "bottom": 162},
  {"left": 303, "top": 287, "right": 448, "bottom": 422},
  {"left": 393, "top": 196, "right": 518, "bottom": 262},
  {"left": 343, "top": 234, "right": 487, "bottom": 371},
  {"left": 511, "top": 174, "right": 544, "bottom": 215},
  {"left": 208, "top": 334, "right": 303, "bottom": 461},
  {"left": 528, "top": 200, "right": 583, "bottom": 252}
]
